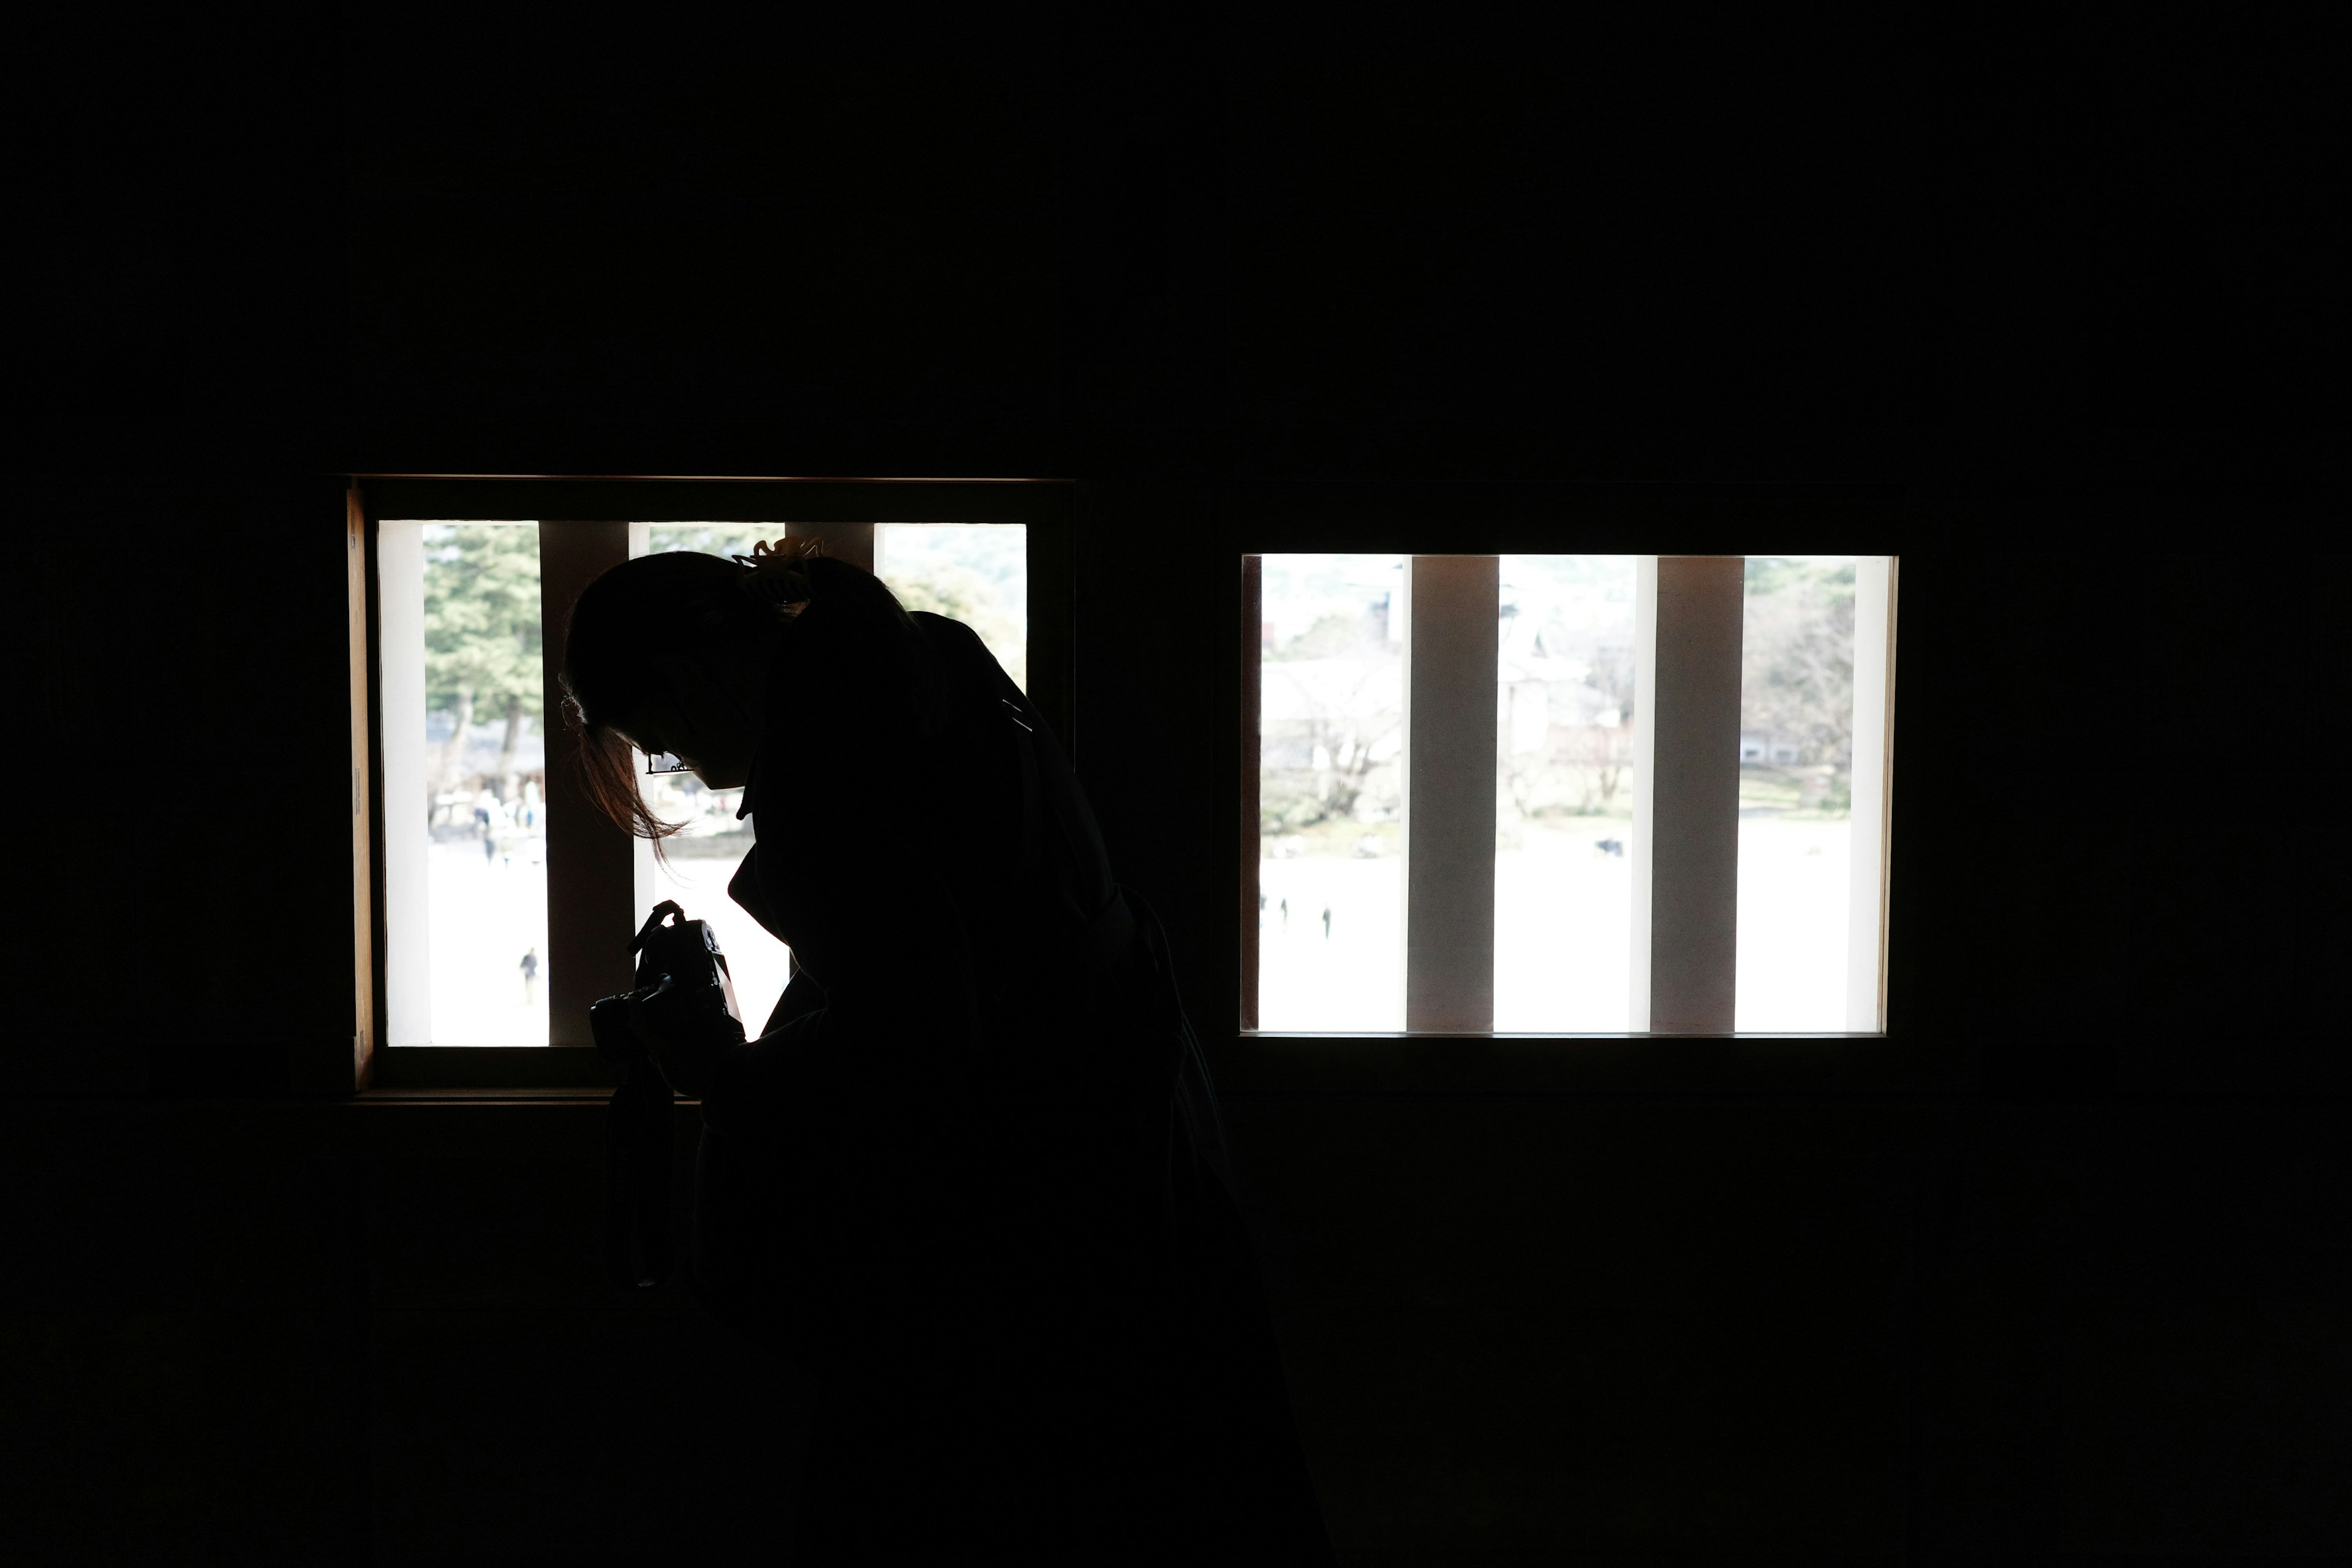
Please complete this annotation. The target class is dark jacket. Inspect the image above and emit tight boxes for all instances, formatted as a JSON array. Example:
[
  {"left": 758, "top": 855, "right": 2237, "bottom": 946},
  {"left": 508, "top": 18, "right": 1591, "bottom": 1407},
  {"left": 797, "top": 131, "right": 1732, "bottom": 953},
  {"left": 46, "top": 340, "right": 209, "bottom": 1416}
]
[{"left": 687, "top": 573, "right": 1332, "bottom": 1564}]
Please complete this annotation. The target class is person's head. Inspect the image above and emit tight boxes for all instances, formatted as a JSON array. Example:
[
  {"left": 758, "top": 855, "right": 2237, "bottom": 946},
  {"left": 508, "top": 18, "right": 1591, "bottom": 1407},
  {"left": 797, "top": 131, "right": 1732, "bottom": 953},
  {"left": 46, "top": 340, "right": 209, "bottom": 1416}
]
[
  {"left": 559, "top": 539, "right": 930, "bottom": 839},
  {"left": 559, "top": 541, "right": 813, "bottom": 837}
]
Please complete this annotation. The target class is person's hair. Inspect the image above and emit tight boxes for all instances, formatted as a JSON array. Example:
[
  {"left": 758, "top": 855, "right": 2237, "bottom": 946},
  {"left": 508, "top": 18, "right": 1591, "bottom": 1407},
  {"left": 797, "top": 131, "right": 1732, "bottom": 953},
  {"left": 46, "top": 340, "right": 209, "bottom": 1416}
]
[{"left": 558, "top": 541, "right": 933, "bottom": 839}]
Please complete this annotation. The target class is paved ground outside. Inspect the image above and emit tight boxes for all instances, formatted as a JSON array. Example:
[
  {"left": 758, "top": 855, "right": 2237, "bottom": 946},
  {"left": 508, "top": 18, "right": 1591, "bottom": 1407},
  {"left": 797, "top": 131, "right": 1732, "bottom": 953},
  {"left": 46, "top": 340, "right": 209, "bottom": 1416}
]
[
  {"left": 425, "top": 815, "right": 1858, "bottom": 1044},
  {"left": 1257, "top": 815, "right": 1855, "bottom": 1033},
  {"left": 426, "top": 839, "right": 550, "bottom": 1045},
  {"left": 1733, "top": 815, "right": 1851, "bottom": 1031}
]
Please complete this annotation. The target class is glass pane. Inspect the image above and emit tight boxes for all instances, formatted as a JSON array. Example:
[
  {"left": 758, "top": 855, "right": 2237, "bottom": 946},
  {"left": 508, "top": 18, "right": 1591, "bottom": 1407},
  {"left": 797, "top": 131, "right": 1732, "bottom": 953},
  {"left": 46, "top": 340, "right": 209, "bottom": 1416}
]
[
  {"left": 876, "top": 523, "right": 1028, "bottom": 692},
  {"left": 1256, "top": 554, "right": 1407, "bottom": 1030},
  {"left": 1493, "top": 556, "right": 1639, "bottom": 1031},
  {"left": 418, "top": 522, "right": 549, "bottom": 1045},
  {"left": 641, "top": 522, "right": 778, "bottom": 561},
  {"left": 1734, "top": 556, "right": 1858, "bottom": 1030}
]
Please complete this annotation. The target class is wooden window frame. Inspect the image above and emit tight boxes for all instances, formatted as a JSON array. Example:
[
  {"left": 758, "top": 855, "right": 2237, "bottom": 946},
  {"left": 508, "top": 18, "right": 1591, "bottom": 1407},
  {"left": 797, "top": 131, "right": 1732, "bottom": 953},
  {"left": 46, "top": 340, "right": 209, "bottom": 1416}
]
[{"left": 346, "top": 477, "right": 1073, "bottom": 1093}]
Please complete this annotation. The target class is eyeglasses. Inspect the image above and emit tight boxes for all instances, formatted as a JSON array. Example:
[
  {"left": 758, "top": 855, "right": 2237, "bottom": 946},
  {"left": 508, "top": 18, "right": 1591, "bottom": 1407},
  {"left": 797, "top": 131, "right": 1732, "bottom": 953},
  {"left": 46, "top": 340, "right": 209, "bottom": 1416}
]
[{"left": 643, "top": 750, "right": 692, "bottom": 776}]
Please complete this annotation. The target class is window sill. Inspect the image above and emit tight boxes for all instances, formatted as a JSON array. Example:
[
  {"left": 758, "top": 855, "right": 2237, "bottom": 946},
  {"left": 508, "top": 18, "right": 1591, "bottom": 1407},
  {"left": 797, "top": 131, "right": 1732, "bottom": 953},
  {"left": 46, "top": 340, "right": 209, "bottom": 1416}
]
[
  {"left": 1213, "top": 1031, "right": 1957, "bottom": 1099},
  {"left": 368, "top": 1046, "right": 624, "bottom": 1092},
  {"left": 354, "top": 1087, "right": 655, "bottom": 1105},
  {"left": 366, "top": 1038, "right": 1949, "bottom": 1100}
]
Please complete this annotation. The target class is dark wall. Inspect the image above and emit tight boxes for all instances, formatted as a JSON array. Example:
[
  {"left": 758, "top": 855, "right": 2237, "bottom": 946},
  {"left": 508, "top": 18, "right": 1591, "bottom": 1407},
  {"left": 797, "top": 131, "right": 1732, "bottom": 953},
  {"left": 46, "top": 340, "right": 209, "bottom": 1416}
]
[{"left": 10, "top": 20, "right": 2343, "bottom": 1564}]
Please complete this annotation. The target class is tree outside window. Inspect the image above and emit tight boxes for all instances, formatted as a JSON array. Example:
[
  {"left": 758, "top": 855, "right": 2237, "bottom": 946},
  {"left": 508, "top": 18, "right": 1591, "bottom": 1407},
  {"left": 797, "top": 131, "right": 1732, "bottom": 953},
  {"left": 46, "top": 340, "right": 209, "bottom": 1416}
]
[
  {"left": 422, "top": 524, "right": 543, "bottom": 806},
  {"left": 1740, "top": 557, "right": 1856, "bottom": 818}
]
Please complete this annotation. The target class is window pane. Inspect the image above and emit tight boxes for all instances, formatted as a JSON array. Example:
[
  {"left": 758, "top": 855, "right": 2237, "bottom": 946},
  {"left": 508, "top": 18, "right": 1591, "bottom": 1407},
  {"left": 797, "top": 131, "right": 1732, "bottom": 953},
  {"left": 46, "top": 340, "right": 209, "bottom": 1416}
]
[
  {"left": 1493, "top": 556, "right": 1639, "bottom": 1031},
  {"left": 1734, "top": 556, "right": 1860, "bottom": 1030},
  {"left": 379, "top": 522, "right": 550, "bottom": 1046},
  {"left": 640, "top": 522, "right": 778, "bottom": 560},
  {"left": 1257, "top": 554, "right": 1407, "bottom": 1030},
  {"left": 876, "top": 523, "right": 1028, "bottom": 692}
]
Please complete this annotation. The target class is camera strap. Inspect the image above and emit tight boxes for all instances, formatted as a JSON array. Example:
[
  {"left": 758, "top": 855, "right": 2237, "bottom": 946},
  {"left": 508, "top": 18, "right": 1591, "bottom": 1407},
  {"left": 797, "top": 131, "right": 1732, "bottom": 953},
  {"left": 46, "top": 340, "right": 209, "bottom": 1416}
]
[
  {"left": 598, "top": 900, "right": 690, "bottom": 1291},
  {"left": 605, "top": 1062, "right": 675, "bottom": 1291}
]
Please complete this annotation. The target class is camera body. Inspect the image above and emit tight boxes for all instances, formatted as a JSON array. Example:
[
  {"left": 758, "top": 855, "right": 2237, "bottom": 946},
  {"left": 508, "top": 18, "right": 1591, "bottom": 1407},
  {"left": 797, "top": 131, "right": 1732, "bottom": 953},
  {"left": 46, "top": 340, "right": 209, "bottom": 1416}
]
[{"left": 589, "top": 900, "right": 744, "bottom": 1069}]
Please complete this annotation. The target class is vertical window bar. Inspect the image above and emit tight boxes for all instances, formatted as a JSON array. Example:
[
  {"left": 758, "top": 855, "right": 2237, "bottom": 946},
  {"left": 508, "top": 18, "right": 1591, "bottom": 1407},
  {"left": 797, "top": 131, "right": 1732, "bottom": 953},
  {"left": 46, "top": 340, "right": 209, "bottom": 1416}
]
[
  {"left": 539, "top": 521, "right": 636, "bottom": 1047},
  {"left": 627, "top": 524, "right": 656, "bottom": 926},
  {"left": 1642, "top": 556, "right": 1746, "bottom": 1033},
  {"left": 1629, "top": 557, "right": 1657, "bottom": 1030},
  {"left": 1403, "top": 555, "right": 1500, "bottom": 1032},
  {"left": 1240, "top": 554, "right": 1263, "bottom": 1031},
  {"left": 1847, "top": 556, "right": 1898, "bottom": 1030},
  {"left": 377, "top": 519, "right": 433, "bottom": 1047},
  {"left": 1021, "top": 500, "right": 1076, "bottom": 765}
]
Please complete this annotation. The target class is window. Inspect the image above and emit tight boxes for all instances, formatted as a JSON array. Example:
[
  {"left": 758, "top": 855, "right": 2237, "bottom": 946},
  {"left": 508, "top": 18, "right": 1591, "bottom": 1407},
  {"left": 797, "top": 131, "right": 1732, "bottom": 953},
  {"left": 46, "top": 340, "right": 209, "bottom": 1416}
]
[
  {"left": 351, "top": 481, "right": 1070, "bottom": 1090},
  {"left": 1243, "top": 554, "right": 1896, "bottom": 1036}
]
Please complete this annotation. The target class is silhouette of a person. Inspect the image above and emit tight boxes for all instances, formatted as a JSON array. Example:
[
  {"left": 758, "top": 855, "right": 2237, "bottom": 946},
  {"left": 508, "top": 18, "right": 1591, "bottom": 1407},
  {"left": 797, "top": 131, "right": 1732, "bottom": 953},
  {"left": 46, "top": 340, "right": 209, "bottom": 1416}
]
[
  {"left": 1321, "top": 905, "right": 1332, "bottom": 940},
  {"left": 519, "top": 946, "right": 538, "bottom": 1004},
  {"left": 558, "top": 541, "right": 1332, "bottom": 1564}
]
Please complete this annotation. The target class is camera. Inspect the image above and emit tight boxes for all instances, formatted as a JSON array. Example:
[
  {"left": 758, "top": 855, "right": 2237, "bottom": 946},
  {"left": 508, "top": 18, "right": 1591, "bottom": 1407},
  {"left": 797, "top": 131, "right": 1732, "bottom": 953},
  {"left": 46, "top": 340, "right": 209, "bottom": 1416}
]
[
  {"left": 589, "top": 899, "right": 745, "bottom": 1080},
  {"left": 590, "top": 900, "right": 743, "bottom": 1289}
]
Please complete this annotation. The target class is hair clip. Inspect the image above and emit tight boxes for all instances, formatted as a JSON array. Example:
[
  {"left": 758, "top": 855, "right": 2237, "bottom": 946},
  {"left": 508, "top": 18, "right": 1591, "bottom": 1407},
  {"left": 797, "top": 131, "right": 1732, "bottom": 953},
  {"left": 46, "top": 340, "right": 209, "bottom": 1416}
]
[
  {"left": 733, "top": 536, "right": 820, "bottom": 614},
  {"left": 734, "top": 536, "right": 824, "bottom": 570}
]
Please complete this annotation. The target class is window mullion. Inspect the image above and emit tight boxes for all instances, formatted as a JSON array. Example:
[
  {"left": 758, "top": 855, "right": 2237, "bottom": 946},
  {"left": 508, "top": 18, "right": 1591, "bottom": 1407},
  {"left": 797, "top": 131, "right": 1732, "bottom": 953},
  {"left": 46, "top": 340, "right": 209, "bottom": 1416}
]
[
  {"left": 377, "top": 519, "right": 433, "bottom": 1047},
  {"left": 1240, "top": 554, "right": 1263, "bottom": 1032},
  {"left": 1403, "top": 555, "right": 1500, "bottom": 1032},
  {"left": 540, "top": 521, "right": 636, "bottom": 1047},
  {"left": 627, "top": 525, "right": 656, "bottom": 929},
  {"left": 1847, "top": 556, "right": 1897, "bottom": 1030},
  {"left": 1639, "top": 556, "right": 1746, "bottom": 1033}
]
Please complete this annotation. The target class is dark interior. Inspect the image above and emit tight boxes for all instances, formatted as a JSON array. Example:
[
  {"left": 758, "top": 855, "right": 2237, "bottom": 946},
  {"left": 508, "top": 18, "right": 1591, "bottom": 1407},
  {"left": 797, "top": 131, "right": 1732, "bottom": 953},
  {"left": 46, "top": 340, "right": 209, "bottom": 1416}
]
[{"left": 11, "top": 22, "right": 2341, "bottom": 1564}]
